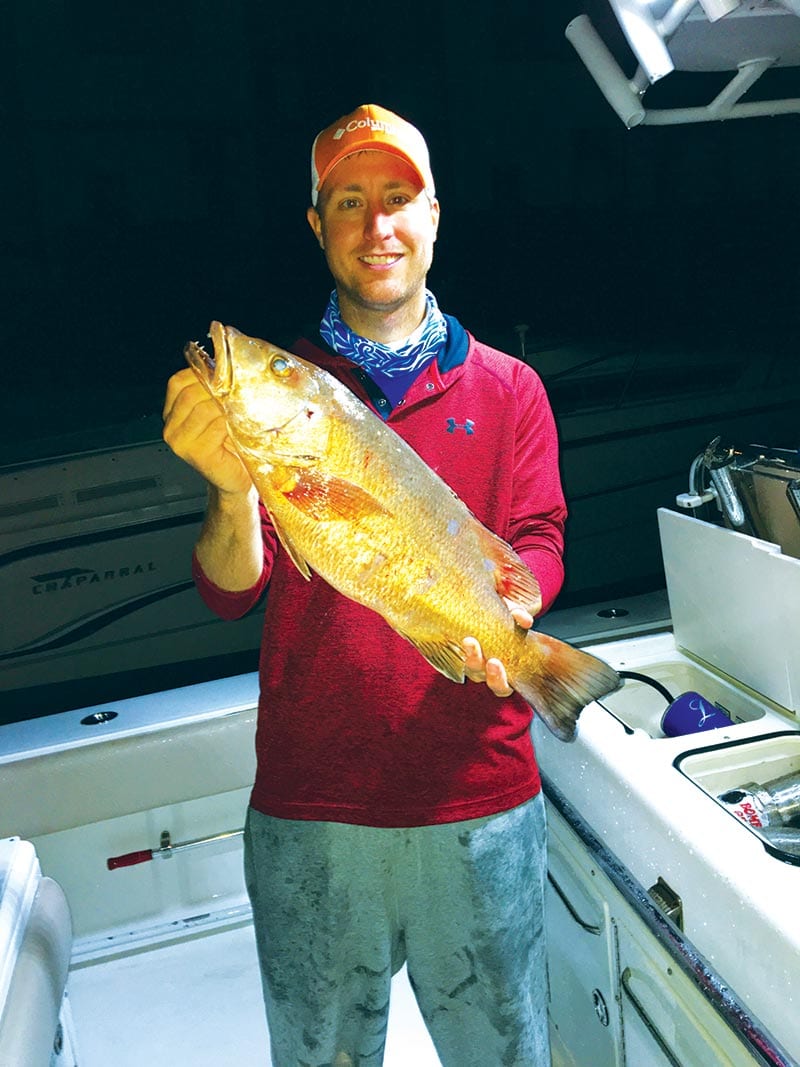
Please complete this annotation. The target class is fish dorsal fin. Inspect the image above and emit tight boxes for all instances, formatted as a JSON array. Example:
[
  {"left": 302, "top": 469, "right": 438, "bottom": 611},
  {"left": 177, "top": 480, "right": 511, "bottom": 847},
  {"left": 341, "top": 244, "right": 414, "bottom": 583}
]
[
  {"left": 279, "top": 467, "right": 389, "bottom": 523},
  {"left": 474, "top": 525, "right": 542, "bottom": 616},
  {"left": 398, "top": 631, "right": 466, "bottom": 684}
]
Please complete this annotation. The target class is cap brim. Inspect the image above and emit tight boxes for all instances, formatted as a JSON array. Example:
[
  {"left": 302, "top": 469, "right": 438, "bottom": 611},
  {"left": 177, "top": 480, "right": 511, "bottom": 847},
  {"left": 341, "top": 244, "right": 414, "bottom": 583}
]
[{"left": 313, "top": 142, "right": 432, "bottom": 205}]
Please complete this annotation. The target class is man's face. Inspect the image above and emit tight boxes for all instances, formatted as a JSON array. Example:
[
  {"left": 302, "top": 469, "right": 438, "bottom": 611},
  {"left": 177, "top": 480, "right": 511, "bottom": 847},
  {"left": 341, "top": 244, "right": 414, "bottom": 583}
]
[{"left": 307, "top": 151, "right": 440, "bottom": 323}]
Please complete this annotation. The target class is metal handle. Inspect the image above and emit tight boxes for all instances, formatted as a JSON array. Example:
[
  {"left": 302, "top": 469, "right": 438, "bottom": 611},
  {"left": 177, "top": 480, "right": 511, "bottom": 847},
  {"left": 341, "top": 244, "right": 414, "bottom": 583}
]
[
  {"left": 621, "top": 966, "right": 682, "bottom": 1067},
  {"left": 107, "top": 828, "right": 243, "bottom": 870},
  {"left": 107, "top": 849, "right": 154, "bottom": 870},
  {"left": 547, "top": 870, "right": 602, "bottom": 935}
]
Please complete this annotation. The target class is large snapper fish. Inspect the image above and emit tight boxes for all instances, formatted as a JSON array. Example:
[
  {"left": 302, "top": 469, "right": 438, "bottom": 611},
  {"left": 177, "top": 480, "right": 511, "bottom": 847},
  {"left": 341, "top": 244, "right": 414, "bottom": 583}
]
[{"left": 185, "top": 321, "right": 620, "bottom": 741}]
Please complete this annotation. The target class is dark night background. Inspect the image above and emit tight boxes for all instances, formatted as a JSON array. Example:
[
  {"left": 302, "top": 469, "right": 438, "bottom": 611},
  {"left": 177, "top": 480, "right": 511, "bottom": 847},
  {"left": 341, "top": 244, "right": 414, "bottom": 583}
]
[
  {"left": 1, "top": 2, "right": 799, "bottom": 717},
  {"left": 3, "top": 1, "right": 798, "bottom": 456}
]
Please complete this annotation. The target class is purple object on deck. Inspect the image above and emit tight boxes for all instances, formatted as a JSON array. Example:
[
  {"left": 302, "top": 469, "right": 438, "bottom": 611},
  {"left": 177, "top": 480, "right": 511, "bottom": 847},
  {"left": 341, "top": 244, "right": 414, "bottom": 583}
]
[{"left": 661, "top": 690, "right": 733, "bottom": 737}]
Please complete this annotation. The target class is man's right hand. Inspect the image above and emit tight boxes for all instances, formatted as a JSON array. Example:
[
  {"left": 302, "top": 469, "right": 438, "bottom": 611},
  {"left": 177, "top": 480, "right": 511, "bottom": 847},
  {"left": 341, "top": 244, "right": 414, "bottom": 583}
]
[
  {"left": 162, "top": 368, "right": 253, "bottom": 496},
  {"left": 162, "top": 368, "right": 264, "bottom": 592}
]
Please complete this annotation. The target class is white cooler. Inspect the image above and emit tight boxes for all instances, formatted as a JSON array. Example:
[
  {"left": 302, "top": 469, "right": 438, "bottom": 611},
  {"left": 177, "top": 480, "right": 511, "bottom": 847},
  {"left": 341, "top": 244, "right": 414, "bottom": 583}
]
[{"left": 0, "top": 838, "right": 77, "bottom": 1066}]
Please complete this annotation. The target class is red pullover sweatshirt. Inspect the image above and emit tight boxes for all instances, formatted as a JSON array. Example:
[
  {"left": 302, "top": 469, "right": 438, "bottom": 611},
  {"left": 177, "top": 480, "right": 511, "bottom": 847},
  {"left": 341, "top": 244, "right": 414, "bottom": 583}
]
[{"left": 193, "top": 320, "right": 566, "bottom": 827}]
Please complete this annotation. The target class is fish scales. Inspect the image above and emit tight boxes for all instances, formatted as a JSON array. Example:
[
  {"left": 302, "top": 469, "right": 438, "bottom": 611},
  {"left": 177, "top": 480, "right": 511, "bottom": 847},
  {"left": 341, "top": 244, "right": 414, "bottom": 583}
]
[{"left": 185, "top": 321, "right": 621, "bottom": 741}]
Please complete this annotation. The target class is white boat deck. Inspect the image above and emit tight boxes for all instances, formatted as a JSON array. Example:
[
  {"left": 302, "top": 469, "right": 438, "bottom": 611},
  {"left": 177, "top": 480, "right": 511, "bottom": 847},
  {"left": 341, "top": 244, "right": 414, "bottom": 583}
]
[{"left": 69, "top": 919, "right": 442, "bottom": 1067}]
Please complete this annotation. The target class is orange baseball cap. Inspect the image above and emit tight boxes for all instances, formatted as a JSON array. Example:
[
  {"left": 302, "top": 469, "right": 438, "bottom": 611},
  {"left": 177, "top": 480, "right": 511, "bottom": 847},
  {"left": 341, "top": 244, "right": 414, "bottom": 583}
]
[{"left": 310, "top": 103, "right": 435, "bottom": 206}]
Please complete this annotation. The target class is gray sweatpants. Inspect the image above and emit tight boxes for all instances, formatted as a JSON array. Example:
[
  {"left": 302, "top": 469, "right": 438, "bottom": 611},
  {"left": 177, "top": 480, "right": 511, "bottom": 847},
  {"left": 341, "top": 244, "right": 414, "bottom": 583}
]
[{"left": 243, "top": 794, "right": 550, "bottom": 1067}]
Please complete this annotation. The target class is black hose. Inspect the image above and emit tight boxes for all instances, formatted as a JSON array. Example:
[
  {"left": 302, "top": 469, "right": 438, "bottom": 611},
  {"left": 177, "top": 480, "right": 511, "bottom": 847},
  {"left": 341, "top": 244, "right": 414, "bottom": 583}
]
[{"left": 618, "top": 670, "right": 674, "bottom": 705}]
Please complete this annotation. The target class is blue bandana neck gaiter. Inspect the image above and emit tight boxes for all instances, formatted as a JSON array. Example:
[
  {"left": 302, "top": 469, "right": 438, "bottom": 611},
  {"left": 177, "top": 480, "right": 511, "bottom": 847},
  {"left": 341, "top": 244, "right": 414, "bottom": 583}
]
[{"left": 319, "top": 289, "right": 448, "bottom": 408}]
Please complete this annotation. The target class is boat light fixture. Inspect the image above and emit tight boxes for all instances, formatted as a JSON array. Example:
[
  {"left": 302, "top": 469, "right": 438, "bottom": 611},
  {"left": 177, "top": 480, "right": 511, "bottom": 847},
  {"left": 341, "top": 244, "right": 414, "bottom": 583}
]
[{"left": 566, "top": 0, "right": 800, "bottom": 127}]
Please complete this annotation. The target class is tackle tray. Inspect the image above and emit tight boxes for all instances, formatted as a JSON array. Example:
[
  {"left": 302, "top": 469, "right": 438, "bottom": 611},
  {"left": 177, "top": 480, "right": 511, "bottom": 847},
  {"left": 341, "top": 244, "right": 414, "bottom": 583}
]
[{"left": 675, "top": 732, "right": 800, "bottom": 865}]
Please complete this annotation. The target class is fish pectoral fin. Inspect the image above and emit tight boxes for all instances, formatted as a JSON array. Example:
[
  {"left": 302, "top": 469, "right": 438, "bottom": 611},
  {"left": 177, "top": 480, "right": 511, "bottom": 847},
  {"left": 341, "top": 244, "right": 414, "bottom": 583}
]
[
  {"left": 475, "top": 526, "right": 542, "bottom": 617},
  {"left": 399, "top": 631, "right": 466, "bottom": 684},
  {"left": 264, "top": 502, "right": 313, "bottom": 580},
  {"left": 280, "top": 468, "right": 389, "bottom": 523}
]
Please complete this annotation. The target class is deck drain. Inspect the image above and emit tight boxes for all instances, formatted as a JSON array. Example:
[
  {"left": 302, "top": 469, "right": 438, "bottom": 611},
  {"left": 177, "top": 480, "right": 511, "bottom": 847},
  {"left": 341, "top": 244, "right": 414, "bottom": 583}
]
[
  {"left": 597, "top": 607, "right": 630, "bottom": 619},
  {"left": 80, "top": 710, "right": 119, "bottom": 726}
]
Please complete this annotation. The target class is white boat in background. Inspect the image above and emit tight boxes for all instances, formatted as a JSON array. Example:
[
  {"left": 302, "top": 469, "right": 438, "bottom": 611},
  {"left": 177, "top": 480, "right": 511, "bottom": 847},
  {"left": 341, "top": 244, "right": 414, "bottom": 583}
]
[{"left": 0, "top": 432, "right": 264, "bottom": 722}]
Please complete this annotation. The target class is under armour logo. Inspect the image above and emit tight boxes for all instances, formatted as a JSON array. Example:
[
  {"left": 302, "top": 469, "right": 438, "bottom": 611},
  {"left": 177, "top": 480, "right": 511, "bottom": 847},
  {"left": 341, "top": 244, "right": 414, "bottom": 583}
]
[{"left": 446, "top": 418, "right": 475, "bottom": 435}]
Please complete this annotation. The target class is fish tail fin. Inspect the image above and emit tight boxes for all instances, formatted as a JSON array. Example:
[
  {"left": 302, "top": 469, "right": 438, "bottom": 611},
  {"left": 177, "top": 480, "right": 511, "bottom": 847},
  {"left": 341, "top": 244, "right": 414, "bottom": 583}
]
[{"left": 513, "top": 632, "right": 620, "bottom": 743}]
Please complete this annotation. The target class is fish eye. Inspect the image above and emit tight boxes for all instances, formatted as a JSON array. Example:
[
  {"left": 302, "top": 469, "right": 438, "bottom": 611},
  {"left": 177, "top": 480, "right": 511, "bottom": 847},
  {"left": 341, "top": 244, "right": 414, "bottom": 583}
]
[{"left": 270, "top": 355, "right": 292, "bottom": 377}]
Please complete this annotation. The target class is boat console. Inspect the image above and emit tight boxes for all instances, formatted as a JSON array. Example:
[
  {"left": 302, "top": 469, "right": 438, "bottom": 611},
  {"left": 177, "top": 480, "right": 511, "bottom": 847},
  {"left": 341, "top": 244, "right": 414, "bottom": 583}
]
[{"left": 536, "top": 497, "right": 800, "bottom": 1066}]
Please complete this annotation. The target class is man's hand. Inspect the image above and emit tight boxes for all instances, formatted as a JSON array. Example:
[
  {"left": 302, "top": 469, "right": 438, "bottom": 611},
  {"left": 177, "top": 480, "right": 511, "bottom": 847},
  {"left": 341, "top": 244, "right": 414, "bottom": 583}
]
[
  {"left": 463, "top": 602, "right": 534, "bottom": 697},
  {"left": 163, "top": 368, "right": 263, "bottom": 592},
  {"left": 162, "top": 368, "right": 253, "bottom": 496}
]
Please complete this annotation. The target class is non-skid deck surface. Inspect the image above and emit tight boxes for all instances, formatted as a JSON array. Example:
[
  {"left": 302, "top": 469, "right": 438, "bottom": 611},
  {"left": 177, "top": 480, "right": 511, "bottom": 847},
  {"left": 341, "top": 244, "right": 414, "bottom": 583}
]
[{"left": 68, "top": 921, "right": 442, "bottom": 1066}]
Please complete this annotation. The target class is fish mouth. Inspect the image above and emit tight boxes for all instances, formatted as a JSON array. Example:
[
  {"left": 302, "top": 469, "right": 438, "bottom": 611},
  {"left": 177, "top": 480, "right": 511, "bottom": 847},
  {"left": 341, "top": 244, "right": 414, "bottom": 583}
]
[{"left": 184, "top": 321, "right": 234, "bottom": 397}]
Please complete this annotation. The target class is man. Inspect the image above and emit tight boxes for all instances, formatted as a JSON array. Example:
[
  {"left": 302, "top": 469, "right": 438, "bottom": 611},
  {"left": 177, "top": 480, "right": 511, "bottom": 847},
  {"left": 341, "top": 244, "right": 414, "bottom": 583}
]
[{"left": 163, "top": 103, "right": 566, "bottom": 1067}]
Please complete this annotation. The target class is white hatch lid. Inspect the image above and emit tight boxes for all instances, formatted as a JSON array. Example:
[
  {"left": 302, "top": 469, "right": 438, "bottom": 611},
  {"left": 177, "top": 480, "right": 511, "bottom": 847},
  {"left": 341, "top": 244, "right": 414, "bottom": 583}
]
[{"left": 658, "top": 508, "right": 800, "bottom": 715}]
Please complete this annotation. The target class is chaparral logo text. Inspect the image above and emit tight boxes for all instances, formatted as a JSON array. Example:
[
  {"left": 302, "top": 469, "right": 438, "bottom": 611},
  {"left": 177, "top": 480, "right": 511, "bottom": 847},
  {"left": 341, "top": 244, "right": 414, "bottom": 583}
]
[{"left": 30, "top": 564, "right": 156, "bottom": 595}]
